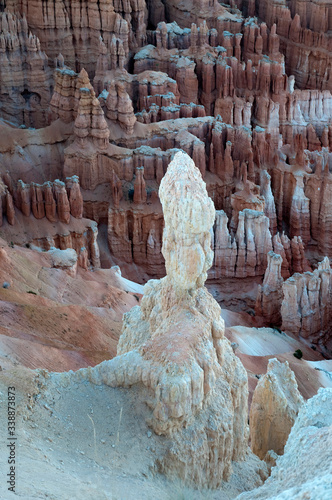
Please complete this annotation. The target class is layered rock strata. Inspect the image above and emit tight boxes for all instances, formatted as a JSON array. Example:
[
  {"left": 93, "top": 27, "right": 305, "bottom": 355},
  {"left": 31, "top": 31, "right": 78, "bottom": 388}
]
[{"left": 212, "top": 209, "right": 273, "bottom": 279}]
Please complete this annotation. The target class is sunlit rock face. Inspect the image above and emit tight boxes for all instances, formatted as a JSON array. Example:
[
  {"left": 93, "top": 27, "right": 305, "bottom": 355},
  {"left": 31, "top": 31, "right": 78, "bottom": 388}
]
[{"left": 159, "top": 151, "right": 215, "bottom": 293}]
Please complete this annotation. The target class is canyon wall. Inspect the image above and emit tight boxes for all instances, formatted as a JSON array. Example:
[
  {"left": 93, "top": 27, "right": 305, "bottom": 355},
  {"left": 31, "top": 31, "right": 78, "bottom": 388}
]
[{"left": 0, "top": 0, "right": 331, "bottom": 355}]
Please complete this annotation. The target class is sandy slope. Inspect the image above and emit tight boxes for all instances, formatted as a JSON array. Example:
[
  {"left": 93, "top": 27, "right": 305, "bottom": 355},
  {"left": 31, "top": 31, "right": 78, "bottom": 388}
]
[
  {"left": 0, "top": 239, "right": 142, "bottom": 371},
  {"left": 0, "top": 362, "right": 266, "bottom": 500}
]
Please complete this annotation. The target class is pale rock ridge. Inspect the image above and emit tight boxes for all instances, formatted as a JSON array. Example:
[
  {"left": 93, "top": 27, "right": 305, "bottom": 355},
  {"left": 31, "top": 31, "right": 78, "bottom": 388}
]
[
  {"left": 249, "top": 358, "right": 304, "bottom": 460},
  {"left": 281, "top": 257, "right": 332, "bottom": 350},
  {"left": 212, "top": 208, "right": 273, "bottom": 279},
  {"left": 74, "top": 151, "right": 250, "bottom": 487},
  {"left": 239, "top": 388, "right": 332, "bottom": 500},
  {"left": 255, "top": 251, "right": 283, "bottom": 324}
]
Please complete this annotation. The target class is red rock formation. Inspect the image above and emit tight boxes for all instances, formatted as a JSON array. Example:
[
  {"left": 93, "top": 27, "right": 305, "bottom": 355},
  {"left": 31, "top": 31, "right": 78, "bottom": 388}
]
[
  {"left": 53, "top": 180, "right": 70, "bottom": 224},
  {"left": 43, "top": 182, "right": 57, "bottom": 222},
  {"left": 256, "top": 0, "right": 332, "bottom": 91},
  {"left": 5, "top": 0, "right": 133, "bottom": 76},
  {"left": 5, "top": 190, "right": 15, "bottom": 225},
  {"left": 30, "top": 182, "right": 45, "bottom": 219},
  {"left": 6, "top": 175, "right": 84, "bottom": 224},
  {"left": 17, "top": 180, "right": 31, "bottom": 217},
  {"left": 230, "top": 179, "right": 265, "bottom": 231},
  {"left": 50, "top": 67, "right": 94, "bottom": 123},
  {"left": 0, "top": 11, "right": 53, "bottom": 127},
  {"left": 66, "top": 175, "right": 83, "bottom": 219},
  {"left": 108, "top": 203, "right": 165, "bottom": 277},
  {"left": 260, "top": 170, "right": 277, "bottom": 234},
  {"left": 133, "top": 167, "right": 147, "bottom": 205},
  {"left": 0, "top": 179, "right": 15, "bottom": 226},
  {"left": 105, "top": 81, "right": 136, "bottom": 134}
]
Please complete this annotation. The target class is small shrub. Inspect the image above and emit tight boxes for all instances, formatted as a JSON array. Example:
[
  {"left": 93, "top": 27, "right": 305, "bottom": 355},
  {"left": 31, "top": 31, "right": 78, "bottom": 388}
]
[
  {"left": 27, "top": 290, "right": 37, "bottom": 295},
  {"left": 293, "top": 349, "right": 303, "bottom": 359}
]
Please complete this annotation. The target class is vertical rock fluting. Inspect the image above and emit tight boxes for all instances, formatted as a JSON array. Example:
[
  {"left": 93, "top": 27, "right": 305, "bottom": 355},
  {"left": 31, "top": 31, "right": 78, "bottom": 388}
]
[
  {"left": 281, "top": 257, "right": 332, "bottom": 348},
  {"left": 0, "top": 179, "right": 15, "bottom": 226},
  {"left": 133, "top": 166, "right": 147, "bottom": 204},
  {"left": 79, "top": 151, "right": 250, "bottom": 488},
  {"left": 212, "top": 209, "right": 273, "bottom": 278},
  {"left": 0, "top": 11, "right": 53, "bottom": 127},
  {"left": 5, "top": 0, "right": 134, "bottom": 76},
  {"left": 66, "top": 175, "right": 83, "bottom": 219},
  {"left": 11, "top": 177, "right": 84, "bottom": 222},
  {"left": 105, "top": 81, "right": 136, "bottom": 134},
  {"left": 255, "top": 251, "right": 283, "bottom": 325},
  {"left": 53, "top": 180, "right": 70, "bottom": 223}
]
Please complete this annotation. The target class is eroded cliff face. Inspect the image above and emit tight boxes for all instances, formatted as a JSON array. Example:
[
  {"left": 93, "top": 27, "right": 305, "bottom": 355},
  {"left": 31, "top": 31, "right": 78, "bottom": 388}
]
[
  {"left": 0, "top": 11, "right": 53, "bottom": 127},
  {"left": 3, "top": 0, "right": 140, "bottom": 75},
  {"left": 0, "top": 0, "right": 332, "bottom": 356}
]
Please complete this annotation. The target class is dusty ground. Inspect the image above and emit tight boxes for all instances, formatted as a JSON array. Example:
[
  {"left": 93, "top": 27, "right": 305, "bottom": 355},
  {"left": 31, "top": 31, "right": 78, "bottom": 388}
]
[{"left": 0, "top": 361, "right": 266, "bottom": 500}]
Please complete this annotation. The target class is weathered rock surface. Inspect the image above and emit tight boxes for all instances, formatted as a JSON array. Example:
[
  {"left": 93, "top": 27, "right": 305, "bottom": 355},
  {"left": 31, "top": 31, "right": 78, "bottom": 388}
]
[
  {"left": 250, "top": 358, "right": 304, "bottom": 460},
  {"left": 0, "top": 11, "right": 53, "bottom": 127},
  {"left": 255, "top": 251, "right": 283, "bottom": 325},
  {"left": 212, "top": 209, "right": 273, "bottom": 279},
  {"left": 239, "top": 388, "right": 332, "bottom": 500},
  {"left": 281, "top": 257, "right": 332, "bottom": 352},
  {"left": 5, "top": 0, "right": 135, "bottom": 76},
  {"left": 74, "top": 152, "right": 251, "bottom": 487}
]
